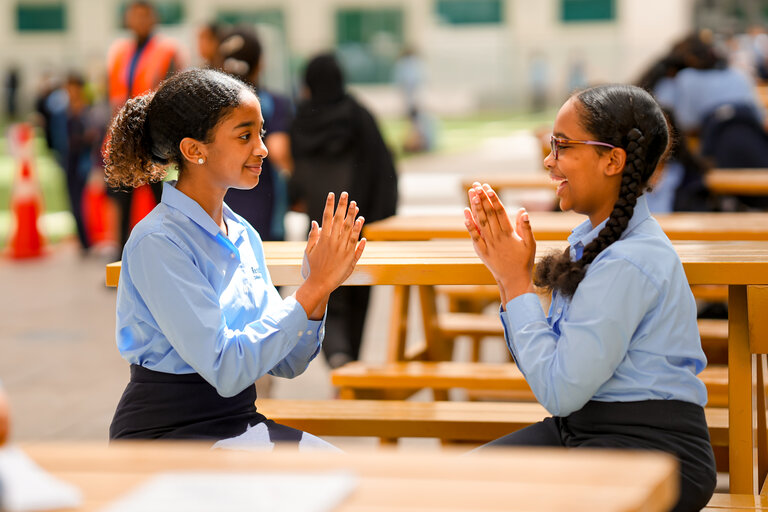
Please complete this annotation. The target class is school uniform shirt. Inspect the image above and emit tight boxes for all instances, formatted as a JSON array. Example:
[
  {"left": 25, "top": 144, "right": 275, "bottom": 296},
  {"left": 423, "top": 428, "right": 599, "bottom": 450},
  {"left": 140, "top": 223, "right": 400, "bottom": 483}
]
[
  {"left": 115, "top": 181, "right": 324, "bottom": 398},
  {"left": 501, "top": 194, "right": 708, "bottom": 417}
]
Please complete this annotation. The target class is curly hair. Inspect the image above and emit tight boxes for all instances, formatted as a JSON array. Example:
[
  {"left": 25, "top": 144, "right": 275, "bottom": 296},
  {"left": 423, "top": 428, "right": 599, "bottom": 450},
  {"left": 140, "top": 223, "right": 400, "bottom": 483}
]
[
  {"left": 534, "top": 84, "right": 670, "bottom": 297},
  {"left": 104, "top": 68, "right": 252, "bottom": 188}
]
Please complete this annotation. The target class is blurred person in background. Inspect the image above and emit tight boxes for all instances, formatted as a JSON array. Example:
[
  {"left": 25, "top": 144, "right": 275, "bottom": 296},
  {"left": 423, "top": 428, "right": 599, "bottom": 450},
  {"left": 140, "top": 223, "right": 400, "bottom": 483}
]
[
  {"left": 197, "top": 21, "right": 222, "bottom": 68},
  {"left": 218, "top": 25, "right": 293, "bottom": 241},
  {"left": 63, "top": 73, "right": 95, "bottom": 254},
  {"left": 4, "top": 67, "right": 20, "bottom": 121},
  {"left": 0, "top": 383, "right": 9, "bottom": 446},
  {"left": 107, "top": 0, "right": 186, "bottom": 256},
  {"left": 290, "top": 53, "right": 398, "bottom": 369},
  {"left": 641, "top": 32, "right": 768, "bottom": 209}
]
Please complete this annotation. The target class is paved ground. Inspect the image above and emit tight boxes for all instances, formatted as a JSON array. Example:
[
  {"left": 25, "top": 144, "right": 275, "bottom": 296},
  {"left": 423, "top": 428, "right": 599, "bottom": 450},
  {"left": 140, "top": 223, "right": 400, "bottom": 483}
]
[{"left": 0, "top": 138, "right": 541, "bottom": 444}]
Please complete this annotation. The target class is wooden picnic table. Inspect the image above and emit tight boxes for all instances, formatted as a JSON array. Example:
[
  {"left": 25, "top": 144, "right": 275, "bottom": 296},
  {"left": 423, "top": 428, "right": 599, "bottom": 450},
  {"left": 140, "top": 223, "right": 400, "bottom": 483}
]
[
  {"left": 461, "top": 168, "right": 768, "bottom": 197},
  {"left": 23, "top": 441, "right": 678, "bottom": 512},
  {"left": 363, "top": 211, "right": 768, "bottom": 241},
  {"left": 105, "top": 239, "right": 768, "bottom": 493}
]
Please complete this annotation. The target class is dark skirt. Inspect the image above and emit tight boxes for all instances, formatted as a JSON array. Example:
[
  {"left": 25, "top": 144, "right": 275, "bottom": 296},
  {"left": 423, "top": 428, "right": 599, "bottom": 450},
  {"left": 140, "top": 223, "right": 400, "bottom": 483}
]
[
  {"left": 109, "top": 365, "right": 266, "bottom": 441},
  {"left": 480, "top": 400, "right": 716, "bottom": 512}
]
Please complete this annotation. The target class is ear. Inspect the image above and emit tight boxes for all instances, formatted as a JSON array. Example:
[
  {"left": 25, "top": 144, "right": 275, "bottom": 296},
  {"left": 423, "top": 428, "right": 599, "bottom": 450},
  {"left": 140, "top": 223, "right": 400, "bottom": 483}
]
[
  {"left": 179, "top": 137, "right": 207, "bottom": 166},
  {"left": 603, "top": 147, "right": 626, "bottom": 177}
]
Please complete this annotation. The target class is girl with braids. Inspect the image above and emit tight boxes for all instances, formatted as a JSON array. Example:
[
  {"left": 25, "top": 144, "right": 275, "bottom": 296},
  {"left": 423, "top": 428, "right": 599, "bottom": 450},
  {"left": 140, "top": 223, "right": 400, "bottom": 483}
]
[
  {"left": 465, "top": 84, "right": 715, "bottom": 511},
  {"left": 106, "top": 68, "right": 366, "bottom": 449}
]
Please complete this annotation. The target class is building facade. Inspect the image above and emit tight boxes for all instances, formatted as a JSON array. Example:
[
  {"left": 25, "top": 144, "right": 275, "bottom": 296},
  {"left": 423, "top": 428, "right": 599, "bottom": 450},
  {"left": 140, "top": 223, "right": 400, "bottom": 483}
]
[{"left": 1, "top": 0, "right": 697, "bottom": 116}]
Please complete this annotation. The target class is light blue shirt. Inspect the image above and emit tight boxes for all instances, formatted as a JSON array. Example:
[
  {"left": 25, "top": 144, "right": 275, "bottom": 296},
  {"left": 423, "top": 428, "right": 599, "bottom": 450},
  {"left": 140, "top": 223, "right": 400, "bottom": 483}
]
[
  {"left": 115, "top": 182, "right": 324, "bottom": 397},
  {"left": 668, "top": 67, "right": 764, "bottom": 131},
  {"left": 500, "top": 195, "right": 708, "bottom": 416}
]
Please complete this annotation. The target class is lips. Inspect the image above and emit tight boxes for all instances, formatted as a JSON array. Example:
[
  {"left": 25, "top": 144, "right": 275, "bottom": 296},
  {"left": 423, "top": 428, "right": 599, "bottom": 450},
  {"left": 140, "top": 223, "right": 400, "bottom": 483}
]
[
  {"left": 245, "top": 163, "right": 262, "bottom": 175},
  {"left": 549, "top": 173, "right": 568, "bottom": 195}
]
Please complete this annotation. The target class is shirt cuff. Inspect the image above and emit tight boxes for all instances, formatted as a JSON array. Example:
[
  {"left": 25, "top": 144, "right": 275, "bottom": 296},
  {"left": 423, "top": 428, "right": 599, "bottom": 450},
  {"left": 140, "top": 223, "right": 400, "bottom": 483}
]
[{"left": 503, "top": 293, "right": 547, "bottom": 332}]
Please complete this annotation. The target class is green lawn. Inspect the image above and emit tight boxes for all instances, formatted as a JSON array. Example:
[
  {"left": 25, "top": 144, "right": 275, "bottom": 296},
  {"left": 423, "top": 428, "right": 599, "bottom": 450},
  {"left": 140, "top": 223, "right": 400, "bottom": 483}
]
[{"left": 0, "top": 110, "right": 556, "bottom": 248}]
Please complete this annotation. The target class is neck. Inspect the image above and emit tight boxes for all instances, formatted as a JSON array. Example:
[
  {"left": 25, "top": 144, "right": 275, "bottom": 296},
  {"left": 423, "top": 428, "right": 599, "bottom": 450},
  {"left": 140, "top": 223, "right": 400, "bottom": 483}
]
[{"left": 175, "top": 175, "right": 227, "bottom": 231}]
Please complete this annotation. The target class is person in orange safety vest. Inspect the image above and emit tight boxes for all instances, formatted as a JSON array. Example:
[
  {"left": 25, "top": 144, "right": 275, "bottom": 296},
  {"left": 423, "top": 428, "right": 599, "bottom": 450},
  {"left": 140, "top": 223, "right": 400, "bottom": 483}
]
[{"left": 107, "top": 0, "right": 186, "bottom": 256}]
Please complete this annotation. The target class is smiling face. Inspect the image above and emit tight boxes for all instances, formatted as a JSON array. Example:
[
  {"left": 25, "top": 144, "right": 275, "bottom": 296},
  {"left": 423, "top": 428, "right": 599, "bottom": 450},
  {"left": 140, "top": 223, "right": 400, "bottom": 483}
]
[
  {"left": 201, "top": 89, "right": 268, "bottom": 192},
  {"left": 543, "top": 97, "right": 623, "bottom": 225}
]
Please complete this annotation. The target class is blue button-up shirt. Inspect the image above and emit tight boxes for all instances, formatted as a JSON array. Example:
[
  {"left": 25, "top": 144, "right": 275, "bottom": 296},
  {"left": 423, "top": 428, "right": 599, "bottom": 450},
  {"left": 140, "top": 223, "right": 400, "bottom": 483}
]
[
  {"left": 501, "top": 195, "right": 708, "bottom": 416},
  {"left": 115, "top": 182, "right": 324, "bottom": 397}
]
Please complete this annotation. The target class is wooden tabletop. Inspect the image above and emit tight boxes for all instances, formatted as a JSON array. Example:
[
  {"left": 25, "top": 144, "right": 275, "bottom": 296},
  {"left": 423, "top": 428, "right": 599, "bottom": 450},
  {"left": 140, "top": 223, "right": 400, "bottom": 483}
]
[
  {"left": 23, "top": 441, "right": 678, "bottom": 512},
  {"left": 461, "top": 168, "right": 768, "bottom": 196},
  {"left": 106, "top": 240, "right": 768, "bottom": 287},
  {"left": 364, "top": 211, "right": 768, "bottom": 241}
]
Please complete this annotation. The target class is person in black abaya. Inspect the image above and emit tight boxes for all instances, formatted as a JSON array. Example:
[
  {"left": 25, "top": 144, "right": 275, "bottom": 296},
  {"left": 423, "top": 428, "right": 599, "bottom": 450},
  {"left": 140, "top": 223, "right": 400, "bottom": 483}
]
[{"left": 289, "top": 53, "right": 398, "bottom": 369}]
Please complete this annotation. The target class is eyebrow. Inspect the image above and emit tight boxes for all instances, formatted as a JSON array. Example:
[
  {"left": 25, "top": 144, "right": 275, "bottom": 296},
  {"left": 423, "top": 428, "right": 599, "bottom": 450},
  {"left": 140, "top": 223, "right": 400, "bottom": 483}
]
[
  {"left": 233, "top": 119, "right": 264, "bottom": 130},
  {"left": 553, "top": 131, "right": 570, "bottom": 139}
]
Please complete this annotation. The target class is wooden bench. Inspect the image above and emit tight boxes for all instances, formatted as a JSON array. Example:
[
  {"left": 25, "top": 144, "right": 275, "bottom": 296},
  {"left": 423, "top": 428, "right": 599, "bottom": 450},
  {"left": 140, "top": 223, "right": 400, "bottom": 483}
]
[
  {"left": 256, "top": 398, "right": 729, "bottom": 449},
  {"left": 331, "top": 361, "right": 729, "bottom": 408}
]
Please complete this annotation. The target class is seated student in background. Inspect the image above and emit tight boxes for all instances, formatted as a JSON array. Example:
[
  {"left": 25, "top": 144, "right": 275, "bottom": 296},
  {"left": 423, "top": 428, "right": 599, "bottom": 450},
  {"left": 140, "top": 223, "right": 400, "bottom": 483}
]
[
  {"left": 465, "top": 84, "right": 716, "bottom": 512},
  {"left": 104, "top": 68, "right": 366, "bottom": 449}
]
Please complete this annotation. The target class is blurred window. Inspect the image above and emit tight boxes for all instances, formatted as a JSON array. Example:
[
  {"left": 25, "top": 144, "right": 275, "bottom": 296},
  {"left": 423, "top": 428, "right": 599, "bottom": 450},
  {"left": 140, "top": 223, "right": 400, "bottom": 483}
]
[
  {"left": 117, "top": 1, "right": 184, "bottom": 27},
  {"left": 16, "top": 3, "right": 67, "bottom": 32},
  {"left": 435, "top": 0, "right": 503, "bottom": 25},
  {"left": 561, "top": 0, "right": 615, "bottom": 22},
  {"left": 336, "top": 8, "right": 403, "bottom": 84},
  {"left": 216, "top": 9, "right": 285, "bottom": 31}
]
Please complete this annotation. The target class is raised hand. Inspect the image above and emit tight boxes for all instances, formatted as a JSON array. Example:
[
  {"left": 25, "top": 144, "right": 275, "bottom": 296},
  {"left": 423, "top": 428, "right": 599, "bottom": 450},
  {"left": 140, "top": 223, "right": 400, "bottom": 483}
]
[
  {"left": 296, "top": 191, "right": 366, "bottom": 318},
  {"left": 464, "top": 182, "right": 536, "bottom": 302}
]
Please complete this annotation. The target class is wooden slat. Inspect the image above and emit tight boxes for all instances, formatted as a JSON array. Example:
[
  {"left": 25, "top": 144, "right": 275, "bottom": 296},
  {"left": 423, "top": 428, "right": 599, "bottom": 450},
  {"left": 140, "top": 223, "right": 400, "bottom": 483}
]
[
  {"left": 364, "top": 212, "right": 768, "bottom": 242},
  {"left": 106, "top": 240, "right": 768, "bottom": 287},
  {"left": 256, "top": 398, "right": 728, "bottom": 448},
  {"left": 23, "top": 442, "right": 679, "bottom": 512}
]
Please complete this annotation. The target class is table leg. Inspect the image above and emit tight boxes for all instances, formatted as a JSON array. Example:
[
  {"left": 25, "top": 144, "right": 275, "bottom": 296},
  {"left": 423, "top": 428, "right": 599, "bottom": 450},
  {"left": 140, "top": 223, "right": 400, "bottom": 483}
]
[
  {"left": 728, "top": 284, "right": 754, "bottom": 494},
  {"left": 386, "top": 285, "right": 410, "bottom": 362}
]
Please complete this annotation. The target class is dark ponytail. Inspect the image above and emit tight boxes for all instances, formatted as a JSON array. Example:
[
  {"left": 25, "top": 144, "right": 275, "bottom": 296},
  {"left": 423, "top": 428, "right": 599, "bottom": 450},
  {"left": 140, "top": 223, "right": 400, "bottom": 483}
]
[
  {"left": 104, "top": 68, "right": 252, "bottom": 188},
  {"left": 534, "top": 84, "right": 670, "bottom": 297}
]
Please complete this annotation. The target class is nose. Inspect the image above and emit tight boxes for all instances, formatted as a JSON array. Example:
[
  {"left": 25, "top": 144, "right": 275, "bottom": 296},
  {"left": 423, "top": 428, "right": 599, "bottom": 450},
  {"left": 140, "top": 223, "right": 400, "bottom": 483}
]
[
  {"left": 543, "top": 150, "right": 555, "bottom": 170},
  {"left": 253, "top": 137, "right": 268, "bottom": 159}
]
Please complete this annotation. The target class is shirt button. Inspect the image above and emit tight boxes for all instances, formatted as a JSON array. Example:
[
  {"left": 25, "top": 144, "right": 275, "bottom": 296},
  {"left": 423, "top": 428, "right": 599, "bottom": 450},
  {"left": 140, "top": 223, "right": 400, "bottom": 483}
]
[
  {"left": 298, "top": 331, "right": 303, "bottom": 337},
  {"left": 230, "top": 254, "right": 235, "bottom": 259},
  {"left": 556, "top": 307, "right": 563, "bottom": 314},
  {"left": 306, "top": 330, "right": 312, "bottom": 335}
]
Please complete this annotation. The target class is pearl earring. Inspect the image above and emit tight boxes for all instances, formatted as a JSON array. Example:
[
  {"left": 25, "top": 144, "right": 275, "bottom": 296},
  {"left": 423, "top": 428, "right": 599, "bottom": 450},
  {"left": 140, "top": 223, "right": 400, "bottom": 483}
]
[{"left": 197, "top": 158, "right": 204, "bottom": 164}]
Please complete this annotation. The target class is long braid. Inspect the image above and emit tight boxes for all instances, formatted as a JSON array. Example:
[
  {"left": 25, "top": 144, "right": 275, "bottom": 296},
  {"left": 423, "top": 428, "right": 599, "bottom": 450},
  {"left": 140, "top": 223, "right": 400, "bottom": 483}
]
[{"left": 534, "top": 85, "right": 668, "bottom": 298}]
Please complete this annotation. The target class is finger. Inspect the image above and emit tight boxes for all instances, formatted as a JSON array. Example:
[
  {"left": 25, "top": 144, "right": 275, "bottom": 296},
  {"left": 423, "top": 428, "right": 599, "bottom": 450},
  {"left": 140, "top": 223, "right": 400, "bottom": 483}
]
[
  {"left": 332, "top": 191, "right": 349, "bottom": 238},
  {"left": 307, "top": 220, "right": 320, "bottom": 252},
  {"left": 468, "top": 186, "right": 490, "bottom": 235},
  {"left": 464, "top": 208, "right": 487, "bottom": 252},
  {"left": 483, "top": 184, "right": 513, "bottom": 234},
  {"left": 516, "top": 208, "right": 536, "bottom": 245},
  {"left": 351, "top": 215, "right": 365, "bottom": 242},
  {"left": 478, "top": 184, "right": 503, "bottom": 236},
  {"left": 343, "top": 201, "right": 357, "bottom": 234},
  {"left": 353, "top": 238, "right": 366, "bottom": 263},
  {"left": 321, "top": 192, "right": 335, "bottom": 238}
]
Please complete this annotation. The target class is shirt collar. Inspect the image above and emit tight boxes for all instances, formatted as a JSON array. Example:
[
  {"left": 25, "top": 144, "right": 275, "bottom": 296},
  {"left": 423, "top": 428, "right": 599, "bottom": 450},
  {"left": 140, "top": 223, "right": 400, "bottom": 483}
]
[
  {"left": 567, "top": 194, "right": 652, "bottom": 259},
  {"left": 161, "top": 181, "right": 228, "bottom": 238}
]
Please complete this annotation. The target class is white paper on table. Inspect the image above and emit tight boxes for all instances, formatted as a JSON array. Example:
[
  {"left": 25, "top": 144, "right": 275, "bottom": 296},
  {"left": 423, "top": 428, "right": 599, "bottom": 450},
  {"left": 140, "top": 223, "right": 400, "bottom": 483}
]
[
  {"left": 101, "top": 470, "right": 358, "bottom": 512},
  {"left": 0, "top": 445, "right": 83, "bottom": 512}
]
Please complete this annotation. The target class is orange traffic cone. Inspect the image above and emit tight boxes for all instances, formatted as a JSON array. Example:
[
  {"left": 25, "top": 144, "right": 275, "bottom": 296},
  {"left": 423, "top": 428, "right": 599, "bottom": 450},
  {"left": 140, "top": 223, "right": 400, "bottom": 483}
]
[{"left": 8, "top": 123, "right": 45, "bottom": 259}]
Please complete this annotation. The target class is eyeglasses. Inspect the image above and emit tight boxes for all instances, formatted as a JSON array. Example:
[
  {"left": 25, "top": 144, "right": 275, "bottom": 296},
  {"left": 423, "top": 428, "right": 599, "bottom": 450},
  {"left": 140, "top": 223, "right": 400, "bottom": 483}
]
[{"left": 550, "top": 135, "right": 617, "bottom": 160}]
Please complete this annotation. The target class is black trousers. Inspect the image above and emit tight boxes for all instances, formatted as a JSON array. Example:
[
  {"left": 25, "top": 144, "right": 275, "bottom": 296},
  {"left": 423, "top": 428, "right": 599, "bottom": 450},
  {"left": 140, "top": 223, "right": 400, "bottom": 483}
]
[
  {"left": 109, "top": 365, "right": 307, "bottom": 443},
  {"left": 478, "top": 400, "right": 716, "bottom": 512},
  {"left": 321, "top": 286, "right": 371, "bottom": 366}
]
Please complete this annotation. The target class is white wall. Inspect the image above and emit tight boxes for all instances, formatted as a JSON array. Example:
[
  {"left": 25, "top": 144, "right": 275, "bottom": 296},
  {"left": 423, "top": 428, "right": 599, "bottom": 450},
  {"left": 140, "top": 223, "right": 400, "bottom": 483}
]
[{"left": 0, "top": 0, "right": 695, "bottom": 118}]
